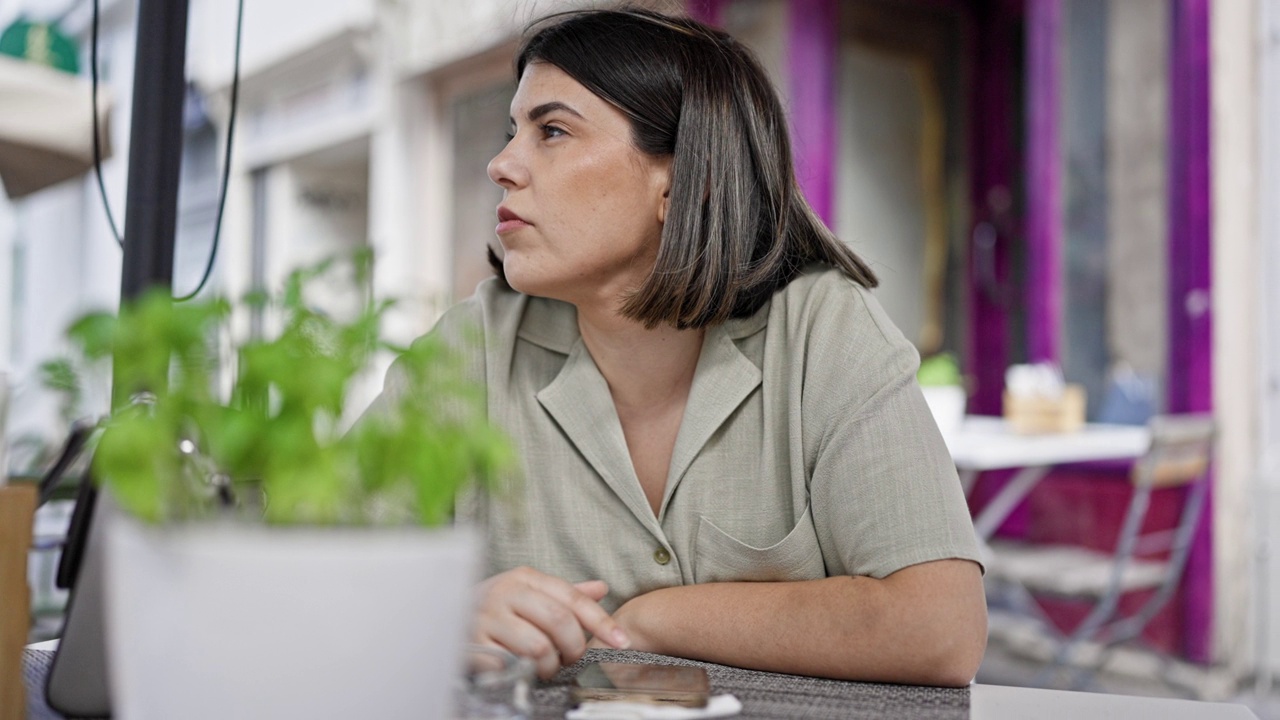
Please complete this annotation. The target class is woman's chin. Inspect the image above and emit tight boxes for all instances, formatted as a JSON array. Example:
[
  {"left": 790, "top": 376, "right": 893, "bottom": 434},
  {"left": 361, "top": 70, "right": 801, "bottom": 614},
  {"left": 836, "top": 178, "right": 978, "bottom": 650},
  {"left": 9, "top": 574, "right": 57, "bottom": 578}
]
[{"left": 501, "top": 263, "right": 550, "bottom": 298}]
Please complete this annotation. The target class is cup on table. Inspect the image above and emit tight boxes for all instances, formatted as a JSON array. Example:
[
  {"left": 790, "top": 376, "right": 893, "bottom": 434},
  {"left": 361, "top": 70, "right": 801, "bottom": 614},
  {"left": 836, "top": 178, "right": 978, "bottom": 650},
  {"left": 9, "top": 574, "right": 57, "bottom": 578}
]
[{"left": 456, "top": 644, "right": 534, "bottom": 720}]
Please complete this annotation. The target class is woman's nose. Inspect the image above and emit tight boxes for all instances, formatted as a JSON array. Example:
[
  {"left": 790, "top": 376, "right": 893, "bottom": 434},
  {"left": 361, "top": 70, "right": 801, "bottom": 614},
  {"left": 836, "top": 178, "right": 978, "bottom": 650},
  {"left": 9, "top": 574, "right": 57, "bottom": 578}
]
[{"left": 487, "top": 139, "right": 525, "bottom": 189}]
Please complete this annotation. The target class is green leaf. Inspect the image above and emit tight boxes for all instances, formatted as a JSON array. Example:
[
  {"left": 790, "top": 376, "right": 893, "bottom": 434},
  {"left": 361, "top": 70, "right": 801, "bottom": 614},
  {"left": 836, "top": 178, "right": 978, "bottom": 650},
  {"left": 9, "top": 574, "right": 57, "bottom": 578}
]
[
  {"left": 94, "top": 414, "right": 173, "bottom": 523},
  {"left": 54, "top": 249, "right": 515, "bottom": 528},
  {"left": 65, "top": 312, "right": 117, "bottom": 359}
]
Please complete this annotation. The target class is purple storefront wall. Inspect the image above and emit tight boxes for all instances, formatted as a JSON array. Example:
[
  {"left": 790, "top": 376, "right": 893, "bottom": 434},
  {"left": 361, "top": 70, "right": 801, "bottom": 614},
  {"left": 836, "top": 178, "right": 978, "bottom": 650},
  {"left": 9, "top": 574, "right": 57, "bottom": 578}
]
[
  {"left": 685, "top": 0, "right": 726, "bottom": 26},
  {"left": 1025, "top": 0, "right": 1062, "bottom": 364},
  {"left": 786, "top": 0, "right": 839, "bottom": 223},
  {"left": 967, "top": 2, "right": 1020, "bottom": 415},
  {"left": 691, "top": 0, "right": 1215, "bottom": 661},
  {"left": 691, "top": 0, "right": 839, "bottom": 222},
  {"left": 1168, "top": 0, "right": 1214, "bottom": 664}
]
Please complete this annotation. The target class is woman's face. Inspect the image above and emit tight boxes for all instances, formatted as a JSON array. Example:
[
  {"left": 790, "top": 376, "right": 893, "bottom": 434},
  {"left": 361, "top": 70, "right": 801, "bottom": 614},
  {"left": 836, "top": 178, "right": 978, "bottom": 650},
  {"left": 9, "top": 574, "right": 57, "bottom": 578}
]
[{"left": 487, "top": 62, "right": 671, "bottom": 308}]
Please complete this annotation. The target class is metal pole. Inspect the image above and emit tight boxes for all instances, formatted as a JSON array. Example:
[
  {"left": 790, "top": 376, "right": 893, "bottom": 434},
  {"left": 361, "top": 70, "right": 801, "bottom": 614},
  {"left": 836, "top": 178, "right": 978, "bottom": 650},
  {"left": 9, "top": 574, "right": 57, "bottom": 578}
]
[
  {"left": 46, "top": 4, "right": 191, "bottom": 713},
  {"left": 119, "top": 0, "right": 189, "bottom": 303},
  {"left": 65, "top": 0, "right": 192, "bottom": 587}
]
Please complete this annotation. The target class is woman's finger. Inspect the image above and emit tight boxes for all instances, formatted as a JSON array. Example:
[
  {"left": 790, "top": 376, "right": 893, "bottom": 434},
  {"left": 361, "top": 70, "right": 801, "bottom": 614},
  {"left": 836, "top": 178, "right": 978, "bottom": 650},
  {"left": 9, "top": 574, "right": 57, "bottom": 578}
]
[
  {"left": 475, "top": 614, "right": 563, "bottom": 680},
  {"left": 473, "top": 567, "right": 624, "bottom": 678},
  {"left": 551, "top": 581, "right": 629, "bottom": 649},
  {"left": 573, "top": 579, "right": 609, "bottom": 601},
  {"left": 500, "top": 568, "right": 627, "bottom": 649},
  {"left": 507, "top": 590, "right": 591, "bottom": 665}
]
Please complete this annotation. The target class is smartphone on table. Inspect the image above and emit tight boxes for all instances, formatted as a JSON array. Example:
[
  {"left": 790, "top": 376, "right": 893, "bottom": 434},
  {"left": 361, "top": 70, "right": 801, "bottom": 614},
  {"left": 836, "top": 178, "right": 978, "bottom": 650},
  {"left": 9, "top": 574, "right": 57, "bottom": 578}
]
[{"left": 571, "top": 662, "right": 710, "bottom": 708}]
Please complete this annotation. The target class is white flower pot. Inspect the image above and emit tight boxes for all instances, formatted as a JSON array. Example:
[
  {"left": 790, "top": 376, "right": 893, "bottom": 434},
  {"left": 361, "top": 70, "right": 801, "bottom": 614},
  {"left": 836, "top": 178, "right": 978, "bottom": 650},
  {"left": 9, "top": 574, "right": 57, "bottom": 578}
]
[
  {"left": 103, "top": 511, "right": 481, "bottom": 720},
  {"left": 921, "top": 385, "right": 967, "bottom": 436}
]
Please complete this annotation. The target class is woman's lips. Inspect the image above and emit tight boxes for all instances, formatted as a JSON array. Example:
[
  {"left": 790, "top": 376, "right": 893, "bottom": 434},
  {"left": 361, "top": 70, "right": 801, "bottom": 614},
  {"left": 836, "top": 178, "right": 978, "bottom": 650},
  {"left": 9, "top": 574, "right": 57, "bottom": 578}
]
[
  {"left": 495, "top": 219, "right": 530, "bottom": 235},
  {"left": 496, "top": 207, "right": 531, "bottom": 235}
]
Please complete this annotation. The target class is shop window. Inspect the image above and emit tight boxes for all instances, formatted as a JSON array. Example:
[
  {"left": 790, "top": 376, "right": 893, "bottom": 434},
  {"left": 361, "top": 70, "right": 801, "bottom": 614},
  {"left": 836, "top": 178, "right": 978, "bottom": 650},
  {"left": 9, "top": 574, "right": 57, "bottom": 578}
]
[{"left": 1066, "top": 0, "right": 1169, "bottom": 420}]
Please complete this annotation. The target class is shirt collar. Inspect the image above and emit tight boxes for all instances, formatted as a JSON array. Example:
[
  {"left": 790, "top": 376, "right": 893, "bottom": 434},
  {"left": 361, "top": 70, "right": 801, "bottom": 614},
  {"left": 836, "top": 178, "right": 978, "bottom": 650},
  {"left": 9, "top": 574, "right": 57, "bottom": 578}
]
[{"left": 516, "top": 294, "right": 771, "bottom": 355}]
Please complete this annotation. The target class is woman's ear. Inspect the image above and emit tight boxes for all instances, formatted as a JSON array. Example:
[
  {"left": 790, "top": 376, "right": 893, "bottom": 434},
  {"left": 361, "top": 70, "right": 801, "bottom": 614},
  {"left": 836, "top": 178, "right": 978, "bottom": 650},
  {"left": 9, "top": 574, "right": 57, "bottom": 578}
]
[{"left": 655, "top": 157, "right": 673, "bottom": 224}]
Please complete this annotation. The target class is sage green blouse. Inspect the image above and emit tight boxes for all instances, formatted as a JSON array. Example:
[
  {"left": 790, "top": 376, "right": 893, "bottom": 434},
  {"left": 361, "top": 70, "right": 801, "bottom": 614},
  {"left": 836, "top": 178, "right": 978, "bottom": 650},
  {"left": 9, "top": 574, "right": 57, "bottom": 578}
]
[{"left": 375, "top": 265, "right": 981, "bottom": 612}]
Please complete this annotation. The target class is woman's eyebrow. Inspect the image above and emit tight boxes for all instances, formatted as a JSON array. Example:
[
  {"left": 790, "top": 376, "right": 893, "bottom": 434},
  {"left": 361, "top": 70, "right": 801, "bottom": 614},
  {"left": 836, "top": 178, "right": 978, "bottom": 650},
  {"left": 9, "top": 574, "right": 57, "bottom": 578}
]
[{"left": 509, "top": 101, "right": 585, "bottom": 127}]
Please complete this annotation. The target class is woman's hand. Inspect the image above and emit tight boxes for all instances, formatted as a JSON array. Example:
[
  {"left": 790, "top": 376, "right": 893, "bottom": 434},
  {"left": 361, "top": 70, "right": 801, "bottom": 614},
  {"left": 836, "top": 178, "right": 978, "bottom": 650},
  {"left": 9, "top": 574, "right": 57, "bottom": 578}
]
[
  {"left": 473, "top": 566, "right": 632, "bottom": 679},
  {"left": 587, "top": 589, "right": 663, "bottom": 654}
]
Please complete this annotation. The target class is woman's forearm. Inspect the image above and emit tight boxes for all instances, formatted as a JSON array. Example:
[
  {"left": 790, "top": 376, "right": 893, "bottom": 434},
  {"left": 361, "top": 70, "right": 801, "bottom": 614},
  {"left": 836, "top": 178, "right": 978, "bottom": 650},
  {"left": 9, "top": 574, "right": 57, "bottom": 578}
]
[{"left": 611, "top": 559, "right": 987, "bottom": 687}]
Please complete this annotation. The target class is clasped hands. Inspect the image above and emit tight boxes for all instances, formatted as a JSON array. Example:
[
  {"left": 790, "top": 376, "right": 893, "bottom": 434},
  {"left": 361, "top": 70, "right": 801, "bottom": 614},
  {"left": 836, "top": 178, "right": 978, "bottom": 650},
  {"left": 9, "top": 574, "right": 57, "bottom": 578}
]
[{"left": 472, "top": 566, "right": 652, "bottom": 679}]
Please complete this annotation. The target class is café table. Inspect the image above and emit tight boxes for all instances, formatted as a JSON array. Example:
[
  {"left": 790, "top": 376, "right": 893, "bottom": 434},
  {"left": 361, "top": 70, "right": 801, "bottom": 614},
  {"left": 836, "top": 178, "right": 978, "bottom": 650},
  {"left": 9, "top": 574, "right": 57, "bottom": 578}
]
[
  {"left": 21, "top": 646, "right": 1257, "bottom": 719},
  {"left": 943, "top": 415, "right": 1151, "bottom": 540}
]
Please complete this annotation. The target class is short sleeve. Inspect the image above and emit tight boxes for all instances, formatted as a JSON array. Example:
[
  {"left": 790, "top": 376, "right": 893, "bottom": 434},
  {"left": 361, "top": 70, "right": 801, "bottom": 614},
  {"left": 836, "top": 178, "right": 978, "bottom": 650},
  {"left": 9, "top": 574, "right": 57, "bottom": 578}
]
[{"left": 801, "top": 277, "right": 983, "bottom": 579}]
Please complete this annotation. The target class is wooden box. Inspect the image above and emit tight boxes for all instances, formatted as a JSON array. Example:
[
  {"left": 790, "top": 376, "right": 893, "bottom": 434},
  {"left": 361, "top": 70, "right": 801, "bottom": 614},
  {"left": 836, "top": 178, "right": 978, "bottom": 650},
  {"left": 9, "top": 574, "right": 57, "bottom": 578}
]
[
  {"left": 0, "top": 484, "right": 36, "bottom": 720},
  {"left": 1003, "top": 384, "right": 1086, "bottom": 434}
]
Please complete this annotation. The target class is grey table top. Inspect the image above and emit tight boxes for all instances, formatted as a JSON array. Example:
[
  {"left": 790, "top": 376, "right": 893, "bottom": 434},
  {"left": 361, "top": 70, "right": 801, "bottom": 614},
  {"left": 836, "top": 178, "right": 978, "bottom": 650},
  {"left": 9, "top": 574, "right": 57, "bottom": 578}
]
[
  {"left": 22, "top": 647, "right": 1257, "bottom": 719},
  {"left": 542, "top": 650, "right": 969, "bottom": 720}
]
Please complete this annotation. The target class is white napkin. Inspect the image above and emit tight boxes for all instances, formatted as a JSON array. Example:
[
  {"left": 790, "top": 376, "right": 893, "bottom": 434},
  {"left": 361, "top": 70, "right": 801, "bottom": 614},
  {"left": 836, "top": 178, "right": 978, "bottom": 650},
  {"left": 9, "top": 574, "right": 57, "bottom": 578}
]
[
  {"left": 1005, "top": 362, "right": 1066, "bottom": 399},
  {"left": 565, "top": 693, "right": 742, "bottom": 720}
]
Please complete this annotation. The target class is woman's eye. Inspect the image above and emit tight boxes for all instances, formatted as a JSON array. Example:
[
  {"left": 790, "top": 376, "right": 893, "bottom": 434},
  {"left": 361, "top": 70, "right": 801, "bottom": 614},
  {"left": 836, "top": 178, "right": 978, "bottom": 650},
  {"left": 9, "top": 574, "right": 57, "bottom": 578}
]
[
  {"left": 540, "top": 124, "right": 566, "bottom": 139},
  {"left": 503, "top": 131, "right": 515, "bottom": 143}
]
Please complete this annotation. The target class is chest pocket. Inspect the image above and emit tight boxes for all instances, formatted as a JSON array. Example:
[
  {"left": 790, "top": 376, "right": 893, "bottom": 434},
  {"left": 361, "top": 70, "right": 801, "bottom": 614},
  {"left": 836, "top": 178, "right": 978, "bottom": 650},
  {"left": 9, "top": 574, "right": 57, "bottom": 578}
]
[{"left": 693, "top": 503, "right": 826, "bottom": 584}]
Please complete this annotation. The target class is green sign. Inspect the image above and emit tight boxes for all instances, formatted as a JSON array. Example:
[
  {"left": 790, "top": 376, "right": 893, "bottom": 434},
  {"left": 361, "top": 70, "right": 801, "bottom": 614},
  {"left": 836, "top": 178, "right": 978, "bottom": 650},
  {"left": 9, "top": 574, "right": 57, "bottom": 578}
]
[{"left": 0, "top": 20, "right": 79, "bottom": 74}]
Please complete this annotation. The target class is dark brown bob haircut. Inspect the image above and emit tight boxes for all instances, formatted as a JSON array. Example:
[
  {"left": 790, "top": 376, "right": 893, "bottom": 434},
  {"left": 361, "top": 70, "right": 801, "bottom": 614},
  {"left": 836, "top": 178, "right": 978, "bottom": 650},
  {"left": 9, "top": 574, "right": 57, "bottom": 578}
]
[{"left": 494, "top": 7, "right": 878, "bottom": 329}]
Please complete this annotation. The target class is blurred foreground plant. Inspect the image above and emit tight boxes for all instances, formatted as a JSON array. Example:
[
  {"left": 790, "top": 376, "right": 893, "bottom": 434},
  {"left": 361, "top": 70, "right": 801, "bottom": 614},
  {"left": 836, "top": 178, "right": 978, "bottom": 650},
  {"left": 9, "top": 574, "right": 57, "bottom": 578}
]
[{"left": 57, "top": 251, "right": 512, "bottom": 526}]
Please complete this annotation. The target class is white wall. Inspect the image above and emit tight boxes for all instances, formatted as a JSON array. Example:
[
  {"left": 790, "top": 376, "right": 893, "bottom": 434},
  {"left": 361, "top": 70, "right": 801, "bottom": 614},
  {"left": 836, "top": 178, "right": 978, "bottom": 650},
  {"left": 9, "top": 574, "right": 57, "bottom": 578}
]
[
  {"left": 1212, "top": 0, "right": 1263, "bottom": 675},
  {"left": 1261, "top": 0, "right": 1280, "bottom": 481},
  {"left": 368, "top": 29, "right": 437, "bottom": 348},
  {"left": 1258, "top": 0, "right": 1280, "bottom": 678},
  {"left": 401, "top": 0, "right": 593, "bottom": 76},
  {"left": 2, "top": 0, "right": 132, "bottom": 470},
  {"left": 0, "top": 0, "right": 77, "bottom": 28},
  {"left": 6, "top": 186, "right": 87, "bottom": 456},
  {"left": 0, "top": 197, "right": 11, "bottom": 369},
  {"left": 188, "top": 0, "right": 376, "bottom": 89},
  {"left": 835, "top": 45, "right": 928, "bottom": 348}
]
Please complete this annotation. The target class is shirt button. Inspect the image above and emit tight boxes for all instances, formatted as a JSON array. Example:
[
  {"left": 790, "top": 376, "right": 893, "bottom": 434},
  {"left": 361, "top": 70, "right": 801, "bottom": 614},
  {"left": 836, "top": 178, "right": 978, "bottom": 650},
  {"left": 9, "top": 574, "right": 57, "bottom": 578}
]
[{"left": 653, "top": 547, "right": 671, "bottom": 565}]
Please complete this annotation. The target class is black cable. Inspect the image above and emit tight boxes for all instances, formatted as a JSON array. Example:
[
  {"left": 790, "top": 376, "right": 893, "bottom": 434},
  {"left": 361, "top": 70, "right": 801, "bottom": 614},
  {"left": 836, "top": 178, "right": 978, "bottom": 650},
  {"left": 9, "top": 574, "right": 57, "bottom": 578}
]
[
  {"left": 89, "top": 0, "right": 246, "bottom": 300},
  {"left": 91, "top": 0, "right": 124, "bottom": 248},
  {"left": 173, "top": 0, "right": 244, "bottom": 302}
]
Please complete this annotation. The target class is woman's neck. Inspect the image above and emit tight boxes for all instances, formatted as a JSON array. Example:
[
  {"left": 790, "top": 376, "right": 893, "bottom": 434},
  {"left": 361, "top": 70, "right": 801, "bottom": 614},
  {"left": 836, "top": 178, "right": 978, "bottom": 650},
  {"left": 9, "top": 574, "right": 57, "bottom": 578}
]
[{"left": 575, "top": 305, "right": 704, "bottom": 412}]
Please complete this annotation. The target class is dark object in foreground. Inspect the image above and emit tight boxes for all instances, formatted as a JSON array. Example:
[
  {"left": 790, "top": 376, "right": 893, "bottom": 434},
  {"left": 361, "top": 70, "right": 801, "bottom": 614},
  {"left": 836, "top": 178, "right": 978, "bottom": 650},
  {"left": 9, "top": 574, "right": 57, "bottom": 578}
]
[
  {"left": 572, "top": 661, "right": 710, "bottom": 708},
  {"left": 545, "top": 649, "right": 969, "bottom": 720}
]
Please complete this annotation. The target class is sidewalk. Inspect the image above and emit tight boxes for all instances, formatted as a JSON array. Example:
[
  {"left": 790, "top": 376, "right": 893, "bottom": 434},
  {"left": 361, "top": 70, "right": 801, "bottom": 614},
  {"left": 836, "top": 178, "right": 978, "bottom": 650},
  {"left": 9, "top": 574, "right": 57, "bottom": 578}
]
[{"left": 978, "top": 619, "right": 1278, "bottom": 719}]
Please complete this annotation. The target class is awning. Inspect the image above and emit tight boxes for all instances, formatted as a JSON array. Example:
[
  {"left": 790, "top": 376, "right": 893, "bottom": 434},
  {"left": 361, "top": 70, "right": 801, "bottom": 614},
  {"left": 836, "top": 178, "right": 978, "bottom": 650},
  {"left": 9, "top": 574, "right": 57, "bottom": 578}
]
[{"left": 0, "top": 54, "right": 112, "bottom": 199}]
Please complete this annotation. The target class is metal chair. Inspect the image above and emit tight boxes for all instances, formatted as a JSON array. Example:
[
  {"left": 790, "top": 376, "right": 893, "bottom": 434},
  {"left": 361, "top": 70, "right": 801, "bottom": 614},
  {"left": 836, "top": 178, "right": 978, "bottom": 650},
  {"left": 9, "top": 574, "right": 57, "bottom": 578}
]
[{"left": 984, "top": 414, "right": 1215, "bottom": 689}]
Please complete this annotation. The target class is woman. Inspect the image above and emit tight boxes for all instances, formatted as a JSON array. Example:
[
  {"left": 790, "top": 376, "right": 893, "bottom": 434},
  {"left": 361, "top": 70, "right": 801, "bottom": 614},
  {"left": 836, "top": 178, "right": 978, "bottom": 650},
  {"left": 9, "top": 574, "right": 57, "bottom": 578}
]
[{"left": 382, "top": 8, "right": 986, "bottom": 686}]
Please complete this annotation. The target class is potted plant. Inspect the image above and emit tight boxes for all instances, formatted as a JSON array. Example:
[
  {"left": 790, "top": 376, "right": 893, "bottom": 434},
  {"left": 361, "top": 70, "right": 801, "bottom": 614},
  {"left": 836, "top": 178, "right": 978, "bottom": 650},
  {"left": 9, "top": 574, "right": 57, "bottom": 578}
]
[
  {"left": 55, "top": 252, "right": 512, "bottom": 720},
  {"left": 917, "top": 353, "right": 967, "bottom": 436}
]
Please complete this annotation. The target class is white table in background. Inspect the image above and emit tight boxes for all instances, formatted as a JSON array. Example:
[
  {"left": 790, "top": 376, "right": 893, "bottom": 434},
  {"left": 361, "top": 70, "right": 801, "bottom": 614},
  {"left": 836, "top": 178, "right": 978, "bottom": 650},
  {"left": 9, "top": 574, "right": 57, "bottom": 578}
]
[
  {"left": 943, "top": 416, "right": 1151, "bottom": 539},
  {"left": 971, "top": 683, "right": 1257, "bottom": 719}
]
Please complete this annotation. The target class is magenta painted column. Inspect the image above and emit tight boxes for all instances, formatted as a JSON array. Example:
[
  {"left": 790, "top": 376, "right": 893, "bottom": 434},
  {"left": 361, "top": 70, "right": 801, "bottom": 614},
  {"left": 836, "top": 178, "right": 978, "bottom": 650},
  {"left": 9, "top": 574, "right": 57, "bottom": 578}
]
[
  {"left": 966, "top": 4, "right": 1019, "bottom": 414},
  {"left": 1169, "top": 0, "right": 1214, "bottom": 664},
  {"left": 685, "top": 0, "right": 727, "bottom": 26},
  {"left": 787, "top": 0, "right": 838, "bottom": 225},
  {"left": 1025, "top": 0, "right": 1063, "bottom": 364}
]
